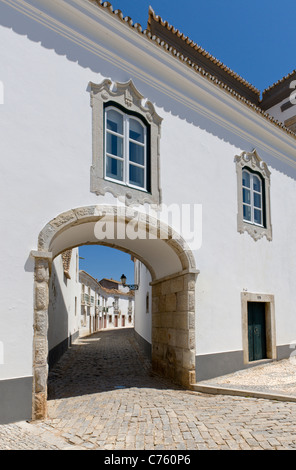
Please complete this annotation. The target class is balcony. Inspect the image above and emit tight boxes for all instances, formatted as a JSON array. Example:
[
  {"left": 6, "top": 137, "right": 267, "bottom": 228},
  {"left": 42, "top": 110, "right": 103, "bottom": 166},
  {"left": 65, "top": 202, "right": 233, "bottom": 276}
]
[{"left": 81, "top": 293, "right": 90, "bottom": 305}]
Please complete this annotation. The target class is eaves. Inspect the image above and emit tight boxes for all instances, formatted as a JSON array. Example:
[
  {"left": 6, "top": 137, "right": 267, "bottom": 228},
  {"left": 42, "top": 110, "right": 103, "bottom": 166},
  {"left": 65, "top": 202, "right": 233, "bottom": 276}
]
[{"left": 3, "top": 0, "right": 296, "bottom": 168}]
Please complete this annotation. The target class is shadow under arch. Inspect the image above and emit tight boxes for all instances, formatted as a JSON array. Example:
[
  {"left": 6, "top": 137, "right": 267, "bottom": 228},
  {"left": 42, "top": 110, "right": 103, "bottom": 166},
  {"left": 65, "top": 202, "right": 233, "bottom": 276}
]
[{"left": 31, "top": 204, "right": 199, "bottom": 420}]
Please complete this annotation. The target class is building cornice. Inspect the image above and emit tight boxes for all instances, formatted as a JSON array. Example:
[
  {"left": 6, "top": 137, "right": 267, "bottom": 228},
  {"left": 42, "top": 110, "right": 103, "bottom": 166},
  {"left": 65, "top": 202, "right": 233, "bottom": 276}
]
[{"left": 3, "top": 0, "right": 296, "bottom": 168}]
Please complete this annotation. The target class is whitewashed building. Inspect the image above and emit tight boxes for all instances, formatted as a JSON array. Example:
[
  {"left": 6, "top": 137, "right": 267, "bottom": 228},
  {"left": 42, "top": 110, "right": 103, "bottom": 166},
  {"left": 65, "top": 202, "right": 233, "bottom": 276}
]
[
  {"left": 1, "top": 0, "right": 296, "bottom": 423},
  {"left": 48, "top": 248, "right": 81, "bottom": 367},
  {"left": 79, "top": 271, "right": 134, "bottom": 335},
  {"left": 133, "top": 259, "right": 152, "bottom": 359}
]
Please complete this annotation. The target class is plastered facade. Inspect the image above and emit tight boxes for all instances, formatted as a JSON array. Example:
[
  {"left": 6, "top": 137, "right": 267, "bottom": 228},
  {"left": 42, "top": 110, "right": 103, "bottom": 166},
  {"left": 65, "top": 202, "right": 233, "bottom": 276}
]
[{"left": 1, "top": 0, "right": 296, "bottom": 422}]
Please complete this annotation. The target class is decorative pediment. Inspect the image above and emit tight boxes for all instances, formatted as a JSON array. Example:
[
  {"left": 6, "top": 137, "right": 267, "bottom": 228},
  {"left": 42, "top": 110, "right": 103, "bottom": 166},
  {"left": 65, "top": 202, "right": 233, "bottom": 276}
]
[
  {"left": 89, "top": 79, "right": 162, "bottom": 206},
  {"left": 235, "top": 149, "right": 271, "bottom": 178},
  {"left": 89, "top": 79, "right": 162, "bottom": 127},
  {"left": 235, "top": 149, "right": 272, "bottom": 241}
]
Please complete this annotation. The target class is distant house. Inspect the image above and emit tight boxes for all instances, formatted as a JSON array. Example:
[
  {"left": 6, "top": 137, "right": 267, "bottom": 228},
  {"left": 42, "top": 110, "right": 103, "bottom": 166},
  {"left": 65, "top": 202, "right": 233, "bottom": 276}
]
[
  {"left": 79, "top": 272, "right": 134, "bottom": 335},
  {"left": 47, "top": 250, "right": 135, "bottom": 364},
  {"left": 48, "top": 248, "right": 81, "bottom": 369},
  {"left": 99, "top": 278, "right": 122, "bottom": 290}
]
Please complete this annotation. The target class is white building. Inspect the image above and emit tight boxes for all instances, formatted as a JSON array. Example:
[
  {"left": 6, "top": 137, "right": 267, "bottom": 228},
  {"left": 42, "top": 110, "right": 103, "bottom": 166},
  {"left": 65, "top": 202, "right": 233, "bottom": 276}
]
[
  {"left": 133, "top": 260, "right": 152, "bottom": 359},
  {"left": 1, "top": 0, "right": 296, "bottom": 423},
  {"left": 79, "top": 271, "right": 134, "bottom": 335},
  {"left": 48, "top": 248, "right": 81, "bottom": 367}
]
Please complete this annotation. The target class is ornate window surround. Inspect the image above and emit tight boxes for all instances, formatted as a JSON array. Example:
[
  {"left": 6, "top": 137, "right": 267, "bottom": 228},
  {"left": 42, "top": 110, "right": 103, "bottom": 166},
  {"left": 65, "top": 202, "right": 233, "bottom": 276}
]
[
  {"left": 89, "top": 79, "right": 163, "bottom": 206},
  {"left": 235, "top": 149, "right": 272, "bottom": 241}
]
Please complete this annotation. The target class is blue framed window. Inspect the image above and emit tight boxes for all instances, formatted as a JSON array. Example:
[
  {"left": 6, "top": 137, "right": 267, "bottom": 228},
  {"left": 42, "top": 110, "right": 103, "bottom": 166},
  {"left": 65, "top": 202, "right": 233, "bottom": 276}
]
[
  {"left": 105, "top": 106, "right": 148, "bottom": 191},
  {"left": 242, "top": 169, "right": 264, "bottom": 226}
]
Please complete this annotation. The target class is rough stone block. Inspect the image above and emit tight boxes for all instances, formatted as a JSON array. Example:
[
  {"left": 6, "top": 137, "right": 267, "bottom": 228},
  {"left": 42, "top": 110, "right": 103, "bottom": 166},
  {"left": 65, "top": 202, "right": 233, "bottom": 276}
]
[
  {"left": 182, "top": 350, "right": 195, "bottom": 369},
  {"left": 165, "top": 293, "right": 176, "bottom": 312},
  {"left": 188, "top": 291, "right": 195, "bottom": 311},
  {"left": 34, "top": 310, "right": 48, "bottom": 337},
  {"left": 152, "top": 283, "right": 162, "bottom": 297},
  {"left": 35, "top": 282, "right": 48, "bottom": 311},
  {"left": 35, "top": 259, "right": 50, "bottom": 283},
  {"left": 34, "top": 338, "right": 48, "bottom": 366},
  {"left": 34, "top": 392, "right": 47, "bottom": 421},
  {"left": 34, "top": 366, "right": 48, "bottom": 393},
  {"left": 188, "top": 312, "right": 195, "bottom": 329},
  {"left": 176, "top": 292, "right": 189, "bottom": 312},
  {"left": 152, "top": 296, "right": 159, "bottom": 313},
  {"left": 170, "top": 277, "right": 184, "bottom": 293},
  {"left": 173, "top": 313, "right": 188, "bottom": 330},
  {"left": 50, "top": 210, "right": 76, "bottom": 229},
  {"left": 167, "top": 328, "right": 176, "bottom": 347},
  {"left": 161, "top": 312, "right": 174, "bottom": 328},
  {"left": 184, "top": 274, "right": 197, "bottom": 291},
  {"left": 157, "top": 328, "right": 168, "bottom": 344},
  {"left": 152, "top": 313, "right": 161, "bottom": 328},
  {"left": 158, "top": 295, "right": 166, "bottom": 313},
  {"left": 161, "top": 280, "right": 171, "bottom": 296},
  {"left": 189, "top": 330, "right": 196, "bottom": 350},
  {"left": 152, "top": 342, "right": 164, "bottom": 359},
  {"left": 175, "top": 331, "right": 189, "bottom": 349}
]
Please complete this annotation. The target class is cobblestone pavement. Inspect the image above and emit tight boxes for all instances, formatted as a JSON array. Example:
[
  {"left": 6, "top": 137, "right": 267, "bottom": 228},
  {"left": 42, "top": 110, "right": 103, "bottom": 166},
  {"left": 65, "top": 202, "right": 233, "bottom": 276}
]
[
  {"left": 2, "top": 328, "right": 296, "bottom": 450},
  {"left": 198, "top": 357, "right": 296, "bottom": 397}
]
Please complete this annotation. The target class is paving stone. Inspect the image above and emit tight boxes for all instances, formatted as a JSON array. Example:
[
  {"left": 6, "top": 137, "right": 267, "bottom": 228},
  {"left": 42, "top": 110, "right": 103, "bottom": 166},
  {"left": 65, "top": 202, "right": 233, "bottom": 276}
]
[{"left": 2, "top": 328, "right": 296, "bottom": 450}]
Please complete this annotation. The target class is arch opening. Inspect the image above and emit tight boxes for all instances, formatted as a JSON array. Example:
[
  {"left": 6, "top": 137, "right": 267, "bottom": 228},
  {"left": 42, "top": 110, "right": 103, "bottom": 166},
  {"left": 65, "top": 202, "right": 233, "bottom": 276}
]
[{"left": 32, "top": 205, "right": 198, "bottom": 420}]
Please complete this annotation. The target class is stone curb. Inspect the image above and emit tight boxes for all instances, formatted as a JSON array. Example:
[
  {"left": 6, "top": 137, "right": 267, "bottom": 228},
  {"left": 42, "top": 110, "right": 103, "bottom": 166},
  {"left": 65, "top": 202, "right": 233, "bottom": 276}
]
[{"left": 192, "top": 384, "right": 296, "bottom": 403}]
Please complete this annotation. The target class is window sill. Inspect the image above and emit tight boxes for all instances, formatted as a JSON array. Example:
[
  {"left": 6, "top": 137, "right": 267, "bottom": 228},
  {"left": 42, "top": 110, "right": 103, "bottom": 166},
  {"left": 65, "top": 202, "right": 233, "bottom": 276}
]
[
  {"left": 104, "top": 176, "right": 149, "bottom": 194},
  {"left": 243, "top": 220, "right": 264, "bottom": 229},
  {"left": 91, "top": 168, "right": 157, "bottom": 206}
]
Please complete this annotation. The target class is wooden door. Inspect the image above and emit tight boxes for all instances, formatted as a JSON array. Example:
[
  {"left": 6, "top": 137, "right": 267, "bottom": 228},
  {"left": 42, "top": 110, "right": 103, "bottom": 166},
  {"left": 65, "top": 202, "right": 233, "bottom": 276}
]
[{"left": 248, "top": 302, "right": 267, "bottom": 361}]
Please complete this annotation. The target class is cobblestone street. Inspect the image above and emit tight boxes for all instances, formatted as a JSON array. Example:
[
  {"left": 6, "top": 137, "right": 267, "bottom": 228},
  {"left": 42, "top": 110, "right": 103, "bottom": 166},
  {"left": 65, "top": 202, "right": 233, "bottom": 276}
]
[{"left": 1, "top": 328, "right": 296, "bottom": 450}]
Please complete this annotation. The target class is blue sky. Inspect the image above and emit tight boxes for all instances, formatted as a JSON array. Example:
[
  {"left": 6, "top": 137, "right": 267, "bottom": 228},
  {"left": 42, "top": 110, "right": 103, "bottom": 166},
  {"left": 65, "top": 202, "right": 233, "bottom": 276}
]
[
  {"left": 107, "top": 0, "right": 296, "bottom": 93},
  {"left": 79, "top": 245, "right": 135, "bottom": 284},
  {"left": 79, "top": 0, "right": 295, "bottom": 281}
]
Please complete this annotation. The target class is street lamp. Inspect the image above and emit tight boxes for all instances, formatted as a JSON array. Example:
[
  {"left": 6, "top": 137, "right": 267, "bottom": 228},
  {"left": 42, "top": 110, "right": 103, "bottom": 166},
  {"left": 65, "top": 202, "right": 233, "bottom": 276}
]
[{"left": 120, "top": 274, "right": 138, "bottom": 290}]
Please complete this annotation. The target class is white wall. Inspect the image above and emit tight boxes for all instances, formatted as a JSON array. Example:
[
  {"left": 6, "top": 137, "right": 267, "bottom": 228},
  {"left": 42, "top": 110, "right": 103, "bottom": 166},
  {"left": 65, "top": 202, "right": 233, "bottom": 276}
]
[
  {"left": 79, "top": 272, "right": 134, "bottom": 333},
  {"left": 48, "top": 249, "right": 80, "bottom": 352},
  {"left": 1, "top": 2, "right": 296, "bottom": 384},
  {"left": 134, "top": 260, "right": 152, "bottom": 345}
]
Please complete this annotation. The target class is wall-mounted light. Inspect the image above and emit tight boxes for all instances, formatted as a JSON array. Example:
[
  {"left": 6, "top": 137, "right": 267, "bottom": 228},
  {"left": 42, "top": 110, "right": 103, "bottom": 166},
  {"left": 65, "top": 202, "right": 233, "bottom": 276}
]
[
  {"left": 120, "top": 274, "right": 138, "bottom": 290},
  {"left": 120, "top": 274, "right": 127, "bottom": 286}
]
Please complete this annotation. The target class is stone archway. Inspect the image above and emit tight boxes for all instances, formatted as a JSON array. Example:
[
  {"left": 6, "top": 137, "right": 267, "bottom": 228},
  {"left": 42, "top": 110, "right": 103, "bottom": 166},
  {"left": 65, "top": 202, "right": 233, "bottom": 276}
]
[{"left": 31, "top": 205, "right": 199, "bottom": 420}]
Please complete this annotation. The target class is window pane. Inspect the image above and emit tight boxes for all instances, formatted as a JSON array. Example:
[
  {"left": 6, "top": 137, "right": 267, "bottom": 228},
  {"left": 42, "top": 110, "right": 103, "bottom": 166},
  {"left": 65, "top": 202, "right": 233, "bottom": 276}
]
[
  {"left": 129, "top": 142, "right": 144, "bottom": 165},
  {"left": 254, "top": 192, "right": 262, "bottom": 209},
  {"left": 254, "top": 208, "right": 262, "bottom": 225},
  {"left": 106, "top": 109, "right": 123, "bottom": 134},
  {"left": 129, "top": 164, "right": 145, "bottom": 188},
  {"left": 129, "top": 118, "right": 144, "bottom": 143},
  {"left": 106, "top": 156, "right": 123, "bottom": 181},
  {"left": 242, "top": 170, "right": 250, "bottom": 188},
  {"left": 107, "top": 133, "right": 123, "bottom": 157},
  {"left": 253, "top": 175, "right": 261, "bottom": 192},
  {"left": 243, "top": 188, "right": 250, "bottom": 205},
  {"left": 243, "top": 204, "right": 251, "bottom": 221}
]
